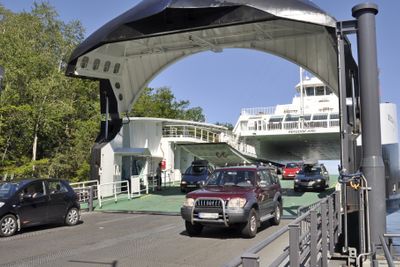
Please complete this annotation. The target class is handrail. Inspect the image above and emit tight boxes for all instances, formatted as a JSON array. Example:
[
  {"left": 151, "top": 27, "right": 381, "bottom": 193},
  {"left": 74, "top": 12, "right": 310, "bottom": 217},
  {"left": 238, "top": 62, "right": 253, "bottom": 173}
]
[
  {"left": 224, "top": 192, "right": 340, "bottom": 267},
  {"left": 98, "top": 180, "right": 131, "bottom": 208},
  {"left": 380, "top": 235, "right": 396, "bottom": 267},
  {"left": 70, "top": 180, "right": 101, "bottom": 207}
]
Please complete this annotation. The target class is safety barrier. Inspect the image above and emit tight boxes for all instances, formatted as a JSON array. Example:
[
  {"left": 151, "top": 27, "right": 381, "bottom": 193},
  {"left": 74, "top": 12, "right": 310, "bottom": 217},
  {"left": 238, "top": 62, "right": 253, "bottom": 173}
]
[
  {"left": 70, "top": 180, "right": 101, "bottom": 209},
  {"left": 162, "top": 125, "right": 220, "bottom": 143},
  {"left": 98, "top": 180, "right": 131, "bottom": 208},
  {"left": 379, "top": 234, "right": 400, "bottom": 267},
  {"left": 224, "top": 192, "right": 340, "bottom": 267}
]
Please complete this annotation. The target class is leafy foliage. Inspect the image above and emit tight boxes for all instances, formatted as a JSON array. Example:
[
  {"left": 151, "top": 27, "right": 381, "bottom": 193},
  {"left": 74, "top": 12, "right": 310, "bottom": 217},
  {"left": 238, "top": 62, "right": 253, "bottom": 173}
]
[
  {"left": 0, "top": 3, "right": 97, "bottom": 181},
  {"left": 130, "top": 87, "right": 205, "bottom": 122},
  {"left": 0, "top": 3, "right": 205, "bottom": 181}
]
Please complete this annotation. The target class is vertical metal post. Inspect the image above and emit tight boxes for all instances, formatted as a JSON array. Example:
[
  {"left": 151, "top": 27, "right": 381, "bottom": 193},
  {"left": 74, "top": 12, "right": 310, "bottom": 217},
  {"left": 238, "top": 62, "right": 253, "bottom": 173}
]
[
  {"left": 310, "top": 210, "right": 318, "bottom": 266},
  {"left": 321, "top": 202, "right": 328, "bottom": 267},
  {"left": 88, "top": 186, "right": 94, "bottom": 212},
  {"left": 335, "top": 192, "right": 342, "bottom": 241},
  {"left": 337, "top": 36, "right": 351, "bottom": 173},
  {"left": 105, "top": 96, "right": 109, "bottom": 140},
  {"left": 289, "top": 224, "right": 300, "bottom": 267},
  {"left": 352, "top": 3, "right": 386, "bottom": 247},
  {"left": 328, "top": 197, "right": 335, "bottom": 256},
  {"left": 241, "top": 253, "right": 260, "bottom": 267}
]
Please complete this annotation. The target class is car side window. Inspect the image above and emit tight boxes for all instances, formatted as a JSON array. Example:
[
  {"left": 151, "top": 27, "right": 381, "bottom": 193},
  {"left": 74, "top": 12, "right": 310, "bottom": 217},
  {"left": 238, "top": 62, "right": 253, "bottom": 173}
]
[
  {"left": 258, "top": 170, "right": 272, "bottom": 187},
  {"left": 269, "top": 170, "right": 278, "bottom": 184},
  {"left": 48, "top": 181, "right": 68, "bottom": 194},
  {"left": 22, "top": 181, "right": 45, "bottom": 198}
]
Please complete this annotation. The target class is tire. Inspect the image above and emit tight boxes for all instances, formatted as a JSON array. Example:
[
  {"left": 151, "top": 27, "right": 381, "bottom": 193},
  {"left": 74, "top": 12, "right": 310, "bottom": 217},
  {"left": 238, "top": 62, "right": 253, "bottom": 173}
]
[
  {"left": 241, "top": 208, "right": 258, "bottom": 238},
  {"left": 271, "top": 203, "right": 282, "bottom": 225},
  {"left": 65, "top": 207, "right": 79, "bottom": 226},
  {"left": 0, "top": 214, "right": 18, "bottom": 237},
  {"left": 185, "top": 221, "right": 203, "bottom": 236}
]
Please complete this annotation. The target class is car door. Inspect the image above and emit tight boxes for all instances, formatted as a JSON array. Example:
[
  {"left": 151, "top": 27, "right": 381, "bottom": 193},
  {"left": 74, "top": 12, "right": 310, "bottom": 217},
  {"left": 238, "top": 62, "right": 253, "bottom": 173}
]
[
  {"left": 256, "top": 170, "right": 272, "bottom": 216},
  {"left": 17, "top": 181, "right": 49, "bottom": 227},
  {"left": 47, "top": 180, "right": 70, "bottom": 222},
  {"left": 261, "top": 170, "right": 276, "bottom": 214}
]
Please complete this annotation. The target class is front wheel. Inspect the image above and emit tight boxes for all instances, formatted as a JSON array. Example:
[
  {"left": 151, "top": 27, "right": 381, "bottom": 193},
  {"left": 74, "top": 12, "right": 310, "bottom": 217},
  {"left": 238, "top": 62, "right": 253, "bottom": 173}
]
[
  {"left": 185, "top": 221, "right": 203, "bottom": 236},
  {"left": 241, "top": 208, "right": 258, "bottom": 238},
  {"left": 65, "top": 207, "right": 80, "bottom": 226},
  {"left": 0, "top": 214, "right": 18, "bottom": 237},
  {"left": 271, "top": 203, "right": 282, "bottom": 225}
]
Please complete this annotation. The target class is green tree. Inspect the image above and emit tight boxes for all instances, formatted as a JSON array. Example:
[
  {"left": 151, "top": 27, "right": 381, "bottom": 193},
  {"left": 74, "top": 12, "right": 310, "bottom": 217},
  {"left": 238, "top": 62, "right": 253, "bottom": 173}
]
[
  {"left": 215, "top": 122, "right": 234, "bottom": 131},
  {"left": 130, "top": 87, "right": 205, "bottom": 122},
  {"left": 0, "top": 3, "right": 98, "bottom": 181}
]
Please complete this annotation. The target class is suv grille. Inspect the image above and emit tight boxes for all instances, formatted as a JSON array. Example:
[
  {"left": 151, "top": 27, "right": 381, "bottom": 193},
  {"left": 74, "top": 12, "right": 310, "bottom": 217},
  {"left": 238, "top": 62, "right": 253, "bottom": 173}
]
[{"left": 195, "top": 199, "right": 224, "bottom": 208}]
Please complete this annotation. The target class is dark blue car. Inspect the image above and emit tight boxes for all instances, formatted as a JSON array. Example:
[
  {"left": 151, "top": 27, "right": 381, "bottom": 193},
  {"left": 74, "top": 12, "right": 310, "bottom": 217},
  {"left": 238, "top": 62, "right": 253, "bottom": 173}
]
[
  {"left": 0, "top": 179, "right": 80, "bottom": 237},
  {"left": 180, "top": 160, "right": 213, "bottom": 193}
]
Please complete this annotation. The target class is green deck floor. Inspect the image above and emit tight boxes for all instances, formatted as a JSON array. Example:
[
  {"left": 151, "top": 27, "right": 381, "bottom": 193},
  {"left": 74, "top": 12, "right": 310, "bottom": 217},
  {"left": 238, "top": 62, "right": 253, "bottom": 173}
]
[{"left": 89, "top": 176, "right": 338, "bottom": 217}]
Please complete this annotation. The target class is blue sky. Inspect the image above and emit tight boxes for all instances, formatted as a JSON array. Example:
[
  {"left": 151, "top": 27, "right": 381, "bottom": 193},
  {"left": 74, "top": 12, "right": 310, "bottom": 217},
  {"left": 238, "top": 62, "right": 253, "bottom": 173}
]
[{"left": 1, "top": 0, "right": 399, "bottom": 125}]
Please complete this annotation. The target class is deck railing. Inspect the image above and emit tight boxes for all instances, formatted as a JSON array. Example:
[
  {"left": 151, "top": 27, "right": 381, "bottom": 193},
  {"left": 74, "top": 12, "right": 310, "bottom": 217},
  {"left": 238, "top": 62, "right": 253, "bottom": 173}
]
[
  {"left": 379, "top": 234, "right": 400, "bottom": 267},
  {"left": 241, "top": 107, "right": 277, "bottom": 116},
  {"left": 224, "top": 192, "right": 340, "bottom": 267},
  {"left": 243, "top": 119, "right": 339, "bottom": 135},
  {"left": 162, "top": 125, "right": 220, "bottom": 143}
]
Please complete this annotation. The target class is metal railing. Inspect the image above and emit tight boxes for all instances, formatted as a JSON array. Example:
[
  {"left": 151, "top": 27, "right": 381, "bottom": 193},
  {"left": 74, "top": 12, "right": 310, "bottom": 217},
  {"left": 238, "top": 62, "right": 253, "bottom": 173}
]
[
  {"left": 98, "top": 180, "right": 131, "bottom": 208},
  {"left": 224, "top": 192, "right": 340, "bottom": 267},
  {"left": 70, "top": 180, "right": 101, "bottom": 208},
  {"left": 241, "top": 107, "right": 277, "bottom": 116},
  {"left": 379, "top": 234, "right": 400, "bottom": 267},
  {"left": 162, "top": 125, "right": 220, "bottom": 143}
]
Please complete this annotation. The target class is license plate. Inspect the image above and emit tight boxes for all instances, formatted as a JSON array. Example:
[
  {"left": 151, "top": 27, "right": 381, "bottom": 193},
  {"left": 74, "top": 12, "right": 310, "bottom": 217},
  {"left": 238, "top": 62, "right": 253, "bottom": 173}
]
[
  {"left": 198, "top": 212, "right": 219, "bottom": 219},
  {"left": 187, "top": 185, "right": 197, "bottom": 187}
]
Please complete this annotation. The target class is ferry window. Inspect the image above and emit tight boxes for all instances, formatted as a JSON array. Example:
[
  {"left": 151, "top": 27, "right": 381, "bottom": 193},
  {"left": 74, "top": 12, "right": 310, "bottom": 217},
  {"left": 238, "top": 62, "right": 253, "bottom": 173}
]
[
  {"left": 306, "top": 87, "right": 314, "bottom": 96},
  {"left": 330, "top": 113, "right": 339, "bottom": 120},
  {"left": 269, "top": 116, "right": 283, "bottom": 123},
  {"left": 313, "top": 114, "right": 328, "bottom": 120},
  {"left": 303, "top": 115, "right": 312, "bottom": 121},
  {"left": 257, "top": 120, "right": 263, "bottom": 131},
  {"left": 93, "top": 59, "right": 100, "bottom": 70},
  {"left": 285, "top": 115, "right": 300, "bottom": 122},
  {"left": 113, "top": 63, "right": 121, "bottom": 74},
  {"left": 326, "top": 87, "right": 333, "bottom": 95},
  {"left": 80, "top": 56, "right": 89, "bottom": 68},
  {"left": 315, "top": 86, "right": 325, "bottom": 96},
  {"left": 103, "top": 61, "right": 111, "bottom": 72}
]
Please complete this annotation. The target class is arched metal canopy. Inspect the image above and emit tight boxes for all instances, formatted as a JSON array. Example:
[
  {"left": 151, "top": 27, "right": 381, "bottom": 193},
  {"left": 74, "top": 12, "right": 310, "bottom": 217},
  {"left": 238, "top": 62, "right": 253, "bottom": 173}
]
[{"left": 66, "top": 0, "right": 339, "bottom": 115}]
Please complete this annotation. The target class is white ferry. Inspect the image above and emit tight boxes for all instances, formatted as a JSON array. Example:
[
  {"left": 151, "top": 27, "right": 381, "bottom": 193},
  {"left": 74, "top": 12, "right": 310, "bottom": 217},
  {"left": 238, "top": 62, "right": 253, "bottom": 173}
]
[
  {"left": 233, "top": 76, "right": 340, "bottom": 162},
  {"left": 232, "top": 75, "right": 400, "bottom": 203}
]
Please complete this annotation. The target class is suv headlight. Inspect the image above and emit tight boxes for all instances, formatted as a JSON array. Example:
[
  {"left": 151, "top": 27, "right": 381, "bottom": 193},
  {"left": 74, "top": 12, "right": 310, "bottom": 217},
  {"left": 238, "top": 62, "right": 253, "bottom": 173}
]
[
  {"left": 181, "top": 181, "right": 187, "bottom": 184},
  {"left": 183, "top": 198, "right": 194, "bottom": 207},
  {"left": 227, "top": 198, "right": 247, "bottom": 209},
  {"left": 0, "top": 202, "right": 4, "bottom": 208}
]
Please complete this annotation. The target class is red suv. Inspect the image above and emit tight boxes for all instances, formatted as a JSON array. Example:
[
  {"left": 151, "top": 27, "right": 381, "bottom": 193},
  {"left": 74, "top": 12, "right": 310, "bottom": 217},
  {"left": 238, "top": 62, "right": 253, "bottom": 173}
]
[
  {"left": 282, "top": 162, "right": 301, "bottom": 180},
  {"left": 180, "top": 165, "right": 282, "bottom": 238}
]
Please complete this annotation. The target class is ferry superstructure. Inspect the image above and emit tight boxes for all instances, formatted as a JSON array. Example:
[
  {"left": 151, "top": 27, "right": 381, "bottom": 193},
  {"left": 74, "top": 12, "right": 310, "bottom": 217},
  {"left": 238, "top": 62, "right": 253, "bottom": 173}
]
[
  {"left": 233, "top": 76, "right": 400, "bottom": 200},
  {"left": 233, "top": 77, "right": 340, "bottom": 162}
]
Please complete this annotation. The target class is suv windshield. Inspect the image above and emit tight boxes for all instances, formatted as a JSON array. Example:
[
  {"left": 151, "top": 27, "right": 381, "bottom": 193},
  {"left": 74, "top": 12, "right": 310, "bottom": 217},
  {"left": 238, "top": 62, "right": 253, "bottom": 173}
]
[
  {"left": 184, "top": 166, "right": 207, "bottom": 175},
  {"left": 0, "top": 182, "right": 19, "bottom": 200},
  {"left": 299, "top": 166, "right": 321, "bottom": 175},
  {"left": 206, "top": 170, "right": 255, "bottom": 187}
]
